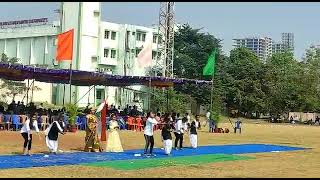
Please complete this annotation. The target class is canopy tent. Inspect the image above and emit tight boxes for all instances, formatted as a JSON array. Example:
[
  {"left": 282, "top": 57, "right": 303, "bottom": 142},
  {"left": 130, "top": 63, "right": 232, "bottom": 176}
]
[{"left": 0, "top": 63, "right": 211, "bottom": 87}]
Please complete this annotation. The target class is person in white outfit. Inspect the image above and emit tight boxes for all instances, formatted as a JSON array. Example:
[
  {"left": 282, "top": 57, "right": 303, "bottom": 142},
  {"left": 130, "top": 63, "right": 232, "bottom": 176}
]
[
  {"left": 161, "top": 122, "right": 173, "bottom": 155},
  {"left": 143, "top": 111, "right": 158, "bottom": 157},
  {"left": 189, "top": 120, "right": 198, "bottom": 148},
  {"left": 174, "top": 113, "right": 184, "bottom": 150},
  {"left": 45, "top": 113, "right": 65, "bottom": 154},
  {"left": 20, "top": 112, "right": 40, "bottom": 156}
]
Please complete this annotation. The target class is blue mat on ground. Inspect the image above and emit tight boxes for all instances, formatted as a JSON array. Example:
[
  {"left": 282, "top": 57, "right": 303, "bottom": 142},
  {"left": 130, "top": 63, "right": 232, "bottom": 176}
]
[{"left": 0, "top": 144, "right": 306, "bottom": 169}]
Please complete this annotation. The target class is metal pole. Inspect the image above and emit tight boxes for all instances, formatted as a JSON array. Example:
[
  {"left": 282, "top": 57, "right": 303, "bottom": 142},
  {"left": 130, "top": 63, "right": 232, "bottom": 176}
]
[
  {"left": 210, "top": 80, "right": 214, "bottom": 112},
  {"left": 69, "top": 63, "right": 72, "bottom": 104},
  {"left": 31, "top": 79, "right": 35, "bottom": 102},
  {"left": 166, "top": 88, "right": 169, "bottom": 112},
  {"left": 74, "top": 85, "right": 95, "bottom": 105},
  {"left": 63, "top": 84, "right": 66, "bottom": 106},
  {"left": 26, "top": 80, "right": 29, "bottom": 104},
  {"left": 93, "top": 85, "right": 96, "bottom": 107},
  {"left": 88, "top": 86, "right": 91, "bottom": 105},
  {"left": 22, "top": 80, "right": 34, "bottom": 103},
  {"left": 148, "top": 78, "right": 151, "bottom": 111}
]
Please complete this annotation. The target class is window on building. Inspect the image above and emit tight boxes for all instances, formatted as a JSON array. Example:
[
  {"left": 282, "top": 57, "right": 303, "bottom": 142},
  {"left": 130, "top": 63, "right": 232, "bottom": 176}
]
[
  {"left": 136, "top": 32, "right": 141, "bottom": 41},
  {"left": 153, "top": 34, "right": 157, "bottom": 43},
  {"left": 136, "top": 31, "right": 146, "bottom": 41},
  {"left": 132, "top": 32, "right": 135, "bottom": 36},
  {"left": 104, "top": 30, "right": 110, "bottom": 39},
  {"left": 93, "top": 10, "right": 100, "bottom": 17},
  {"left": 96, "top": 90, "right": 102, "bottom": 100},
  {"left": 141, "top": 33, "right": 146, "bottom": 42},
  {"left": 111, "top": 49, "right": 116, "bottom": 58},
  {"left": 104, "top": 49, "right": 109, "bottom": 58},
  {"left": 136, "top": 48, "right": 142, "bottom": 57},
  {"left": 91, "top": 56, "right": 97, "bottom": 63},
  {"left": 152, "top": 51, "right": 157, "bottom": 59},
  {"left": 111, "top": 31, "right": 117, "bottom": 40}
]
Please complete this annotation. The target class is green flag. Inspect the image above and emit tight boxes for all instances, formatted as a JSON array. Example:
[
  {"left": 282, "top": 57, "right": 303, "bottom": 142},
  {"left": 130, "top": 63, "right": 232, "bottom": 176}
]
[{"left": 203, "top": 49, "right": 216, "bottom": 76}]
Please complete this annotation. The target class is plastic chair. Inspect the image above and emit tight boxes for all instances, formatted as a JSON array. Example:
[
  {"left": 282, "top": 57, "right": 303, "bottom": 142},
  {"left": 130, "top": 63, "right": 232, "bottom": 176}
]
[
  {"left": 4, "top": 114, "right": 11, "bottom": 130},
  {"left": 41, "top": 115, "right": 48, "bottom": 131},
  {"left": 11, "top": 114, "right": 22, "bottom": 131},
  {"left": 75, "top": 116, "right": 82, "bottom": 130},
  {"left": 136, "top": 117, "right": 143, "bottom": 131},
  {"left": 80, "top": 117, "right": 87, "bottom": 130},
  {"left": 117, "top": 117, "right": 126, "bottom": 130},
  {"left": 0, "top": 114, "right": 4, "bottom": 129},
  {"left": 63, "top": 115, "right": 69, "bottom": 126},
  {"left": 127, "top": 117, "right": 134, "bottom": 130}
]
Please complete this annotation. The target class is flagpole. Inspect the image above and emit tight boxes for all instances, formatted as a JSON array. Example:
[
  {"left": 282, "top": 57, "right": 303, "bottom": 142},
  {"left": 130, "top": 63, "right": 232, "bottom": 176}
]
[
  {"left": 69, "top": 62, "right": 72, "bottom": 104},
  {"left": 63, "top": 84, "right": 66, "bottom": 106},
  {"left": 209, "top": 50, "right": 216, "bottom": 113},
  {"left": 210, "top": 77, "right": 214, "bottom": 113},
  {"left": 148, "top": 77, "right": 151, "bottom": 111}
]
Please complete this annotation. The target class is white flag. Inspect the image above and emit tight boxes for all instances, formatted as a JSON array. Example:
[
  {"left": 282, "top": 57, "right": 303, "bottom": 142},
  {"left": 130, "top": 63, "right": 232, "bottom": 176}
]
[{"left": 137, "top": 40, "right": 152, "bottom": 68}]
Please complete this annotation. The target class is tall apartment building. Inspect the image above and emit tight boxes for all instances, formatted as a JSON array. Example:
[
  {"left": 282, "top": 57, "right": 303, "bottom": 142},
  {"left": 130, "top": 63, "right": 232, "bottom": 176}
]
[
  {"left": 281, "top": 33, "right": 294, "bottom": 51},
  {"left": 0, "top": 2, "right": 160, "bottom": 111},
  {"left": 232, "top": 37, "right": 273, "bottom": 62},
  {"left": 272, "top": 33, "right": 295, "bottom": 54}
]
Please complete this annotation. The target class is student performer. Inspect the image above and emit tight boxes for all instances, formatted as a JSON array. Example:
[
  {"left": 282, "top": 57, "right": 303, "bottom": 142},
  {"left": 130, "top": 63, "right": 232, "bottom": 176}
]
[
  {"left": 189, "top": 120, "right": 198, "bottom": 148},
  {"left": 45, "top": 113, "right": 65, "bottom": 154},
  {"left": 20, "top": 112, "right": 40, "bottom": 156},
  {"left": 174, "top": 113, "right": 184, "bottom": 150},
  {"left": 161, "top": 122, "right": 173, "bottom": 155},
  {"left": 85, "top": 108, "right": 102, "bottom": 152},
  {"left": 106, "top": 114, "right": 123, "bottom": 152},
  {"left": 144, "top": 111, "right": 158, "bottom": 157}
]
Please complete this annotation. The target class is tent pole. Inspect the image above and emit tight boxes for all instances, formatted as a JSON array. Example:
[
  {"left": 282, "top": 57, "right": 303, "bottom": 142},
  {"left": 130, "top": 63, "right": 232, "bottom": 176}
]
[
  {"left": 93, "top": 85, "right": 96, "bottom": 107},
  {"left": 88, "top": 85, "right": 91, "bottom": 105},
  {"left": 31, "top": 79, "right": 35, "bottom": 102},
  {"left": 22, "top": 80, "right": 34, "bottom": 104},
  {"left": 74, "top": 85, "right": 95, "bottom": 105},
  {"left": 26, "top": 80, "right": 30, "bottom": 104}
]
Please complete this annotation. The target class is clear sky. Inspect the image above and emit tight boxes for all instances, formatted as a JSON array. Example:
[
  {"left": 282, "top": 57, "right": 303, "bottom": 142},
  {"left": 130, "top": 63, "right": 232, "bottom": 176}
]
[{"left": 1, "top": 2, "right": 320, "bottom": 59}]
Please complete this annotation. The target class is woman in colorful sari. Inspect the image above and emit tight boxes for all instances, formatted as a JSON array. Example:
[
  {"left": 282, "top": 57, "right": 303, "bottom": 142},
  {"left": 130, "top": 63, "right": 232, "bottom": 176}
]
[
  {"left": 106, "top": 114, "right": 123, "bottom": 152},
  {"left": 84, "top": 108, "right": 102, "bottom": 152}
]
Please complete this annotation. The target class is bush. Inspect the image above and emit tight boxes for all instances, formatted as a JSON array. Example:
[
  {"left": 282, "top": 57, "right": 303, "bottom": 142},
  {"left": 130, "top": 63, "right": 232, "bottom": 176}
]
[{"left": 65, "top": 103, "right": 78, "bottom": 125}]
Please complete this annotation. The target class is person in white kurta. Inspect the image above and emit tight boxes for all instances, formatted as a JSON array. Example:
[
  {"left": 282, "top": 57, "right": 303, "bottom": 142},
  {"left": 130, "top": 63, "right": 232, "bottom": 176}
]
[
  {"left": 189, "top": 121, "right": 198, "bottom": 148},
  {"left": 161, "top": 123, "right": 173, "bottom": 155},
  {"left": 144, "top": 112, "right": 158, "bottom": 156},
  {"left": 45, "top": 115, "right": 65, "bottom": 154}
]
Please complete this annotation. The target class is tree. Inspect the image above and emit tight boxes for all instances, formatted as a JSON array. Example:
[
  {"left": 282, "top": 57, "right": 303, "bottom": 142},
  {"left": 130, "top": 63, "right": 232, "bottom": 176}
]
[
  {"left": 264, "top": 52, "right": 306, "bottom": 116},
  {"left": 0, "top": 53, "right": 41, "bottom": 103},
  {"left": 224, "top": 48, "right": 266, "bottom": 118},
  {"left": 173, "top": 24, "right": 225, "bottom": 114},
  {"left": 0, "top": 53, "right": 27, "bottom": 102},
  {"left": 150, "top": 87, "right": 193, "bottom": 114}
]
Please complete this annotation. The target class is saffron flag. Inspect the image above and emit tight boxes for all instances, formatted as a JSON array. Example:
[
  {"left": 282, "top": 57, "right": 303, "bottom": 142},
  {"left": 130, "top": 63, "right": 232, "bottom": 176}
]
[
  {"left": 56, "top": 29, "right": 74, "bottom": 61},
  {"left": 137, "top": 40, "right": 152, "bottom": 68},
  {"left": 203, "top": 49, "right": 217, "bottom": 76}
]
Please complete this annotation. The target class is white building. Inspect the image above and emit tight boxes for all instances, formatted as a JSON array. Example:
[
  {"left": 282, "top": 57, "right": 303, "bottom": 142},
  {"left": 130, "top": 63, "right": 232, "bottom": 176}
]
[
  {"left": 232, "top": 36, "right": 273, "bottom": 62},
  {"left": 0, "top": 2, "right": 160, "bottom": 111},
  {"left": 272, "top": 33, "right": 295, "bottom": 54}
]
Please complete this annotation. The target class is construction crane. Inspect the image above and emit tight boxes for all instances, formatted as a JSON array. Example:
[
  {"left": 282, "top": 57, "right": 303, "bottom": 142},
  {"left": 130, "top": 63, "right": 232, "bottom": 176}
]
[{"left": 156, "top": 2, "right": 175, "bottom": 78}]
